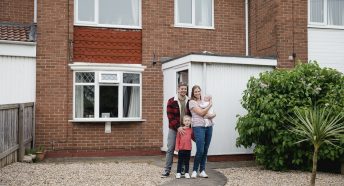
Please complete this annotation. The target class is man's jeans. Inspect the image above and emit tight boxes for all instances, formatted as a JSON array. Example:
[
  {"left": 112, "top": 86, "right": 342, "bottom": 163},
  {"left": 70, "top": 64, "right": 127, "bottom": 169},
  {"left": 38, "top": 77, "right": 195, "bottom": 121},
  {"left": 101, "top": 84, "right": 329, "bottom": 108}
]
[
  {"left": 164, "top": 128, "right": 177, "bottom": 173},
  {"left": 192, "top": 126, "right": 213, "bottom": 172}
]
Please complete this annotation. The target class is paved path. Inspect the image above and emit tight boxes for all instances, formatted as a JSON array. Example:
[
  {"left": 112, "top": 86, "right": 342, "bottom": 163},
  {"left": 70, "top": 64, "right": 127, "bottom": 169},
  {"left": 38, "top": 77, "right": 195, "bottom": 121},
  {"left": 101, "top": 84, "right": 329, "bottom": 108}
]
[{"left": 151, "top": 156, "right": 256, "bottom": 186}]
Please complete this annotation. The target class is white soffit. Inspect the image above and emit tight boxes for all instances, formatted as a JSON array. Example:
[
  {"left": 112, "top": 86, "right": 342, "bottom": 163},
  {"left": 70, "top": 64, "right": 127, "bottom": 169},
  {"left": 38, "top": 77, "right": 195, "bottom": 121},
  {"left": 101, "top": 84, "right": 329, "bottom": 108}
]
[
  {"left": 162, "top": 54, "right": 277, "bottom": 70},
  {"left": 0, "top": 40, "right": 36, "bottom": 57},
  {"left": 69, "top": 62, "right": 147, "bottom": 72}
]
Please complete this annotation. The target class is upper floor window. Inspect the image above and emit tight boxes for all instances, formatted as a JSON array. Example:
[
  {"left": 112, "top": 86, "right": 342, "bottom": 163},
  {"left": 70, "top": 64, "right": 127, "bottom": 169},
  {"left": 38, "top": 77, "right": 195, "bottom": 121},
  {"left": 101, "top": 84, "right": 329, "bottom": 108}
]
[
  {"left": 309, "top": 0, "right": 344, "bottom": 27},
  {"left": 174, "top": 0, "right": 214, "bottom": 29},
  {"left": 75, "top": 0, "right": 141, "bottom": 29}
]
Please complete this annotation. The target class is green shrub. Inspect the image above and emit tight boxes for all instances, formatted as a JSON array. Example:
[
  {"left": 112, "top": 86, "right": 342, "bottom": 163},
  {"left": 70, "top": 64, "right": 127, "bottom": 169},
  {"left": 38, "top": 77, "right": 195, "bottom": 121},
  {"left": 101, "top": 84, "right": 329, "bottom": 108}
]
[{"left": 236, "top": 61, "right": 344, "bottom": 170}]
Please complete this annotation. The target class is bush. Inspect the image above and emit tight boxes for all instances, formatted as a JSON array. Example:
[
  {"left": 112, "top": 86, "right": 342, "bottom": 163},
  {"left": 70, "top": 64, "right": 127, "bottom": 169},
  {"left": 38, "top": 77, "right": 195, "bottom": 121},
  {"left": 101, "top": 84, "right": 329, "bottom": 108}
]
[{"left": 236, "top": 61, "right": 344, "bottom": 170}]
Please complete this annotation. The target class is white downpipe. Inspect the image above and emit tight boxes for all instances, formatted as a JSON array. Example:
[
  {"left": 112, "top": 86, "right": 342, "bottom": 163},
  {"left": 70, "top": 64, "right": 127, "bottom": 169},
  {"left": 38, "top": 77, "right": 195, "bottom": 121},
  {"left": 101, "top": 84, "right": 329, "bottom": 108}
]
[
  {"left": 203, "top": 63, "right": 207, "bottom": 95},
  {"left": 34, "top": 0, "right": 37, "bottom": 23},
  {"left": 245, "top": 0, "right": 249, "bottom": 56}
]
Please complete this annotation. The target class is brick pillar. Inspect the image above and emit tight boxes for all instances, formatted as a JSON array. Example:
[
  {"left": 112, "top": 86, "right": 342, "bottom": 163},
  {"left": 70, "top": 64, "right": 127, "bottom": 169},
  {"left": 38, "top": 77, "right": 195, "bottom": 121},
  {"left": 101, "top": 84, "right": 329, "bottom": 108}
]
[{"left": 275, "top": 0, "right": 308, "bottom": 68}]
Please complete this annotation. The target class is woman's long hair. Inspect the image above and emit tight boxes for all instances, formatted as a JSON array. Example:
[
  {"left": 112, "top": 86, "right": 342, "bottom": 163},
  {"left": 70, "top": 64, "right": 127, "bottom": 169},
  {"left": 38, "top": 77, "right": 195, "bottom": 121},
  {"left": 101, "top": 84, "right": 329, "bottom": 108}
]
[{"left": 191, "top": 85, "right": 201, "bottom": 101}]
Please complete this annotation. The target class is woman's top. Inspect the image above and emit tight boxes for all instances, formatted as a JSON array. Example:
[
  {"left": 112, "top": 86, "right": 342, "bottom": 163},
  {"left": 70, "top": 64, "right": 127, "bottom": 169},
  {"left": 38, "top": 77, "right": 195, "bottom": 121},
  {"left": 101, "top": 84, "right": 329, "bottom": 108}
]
[
  {"left": 189, "top": 99, "right": 212, "bottom": 127},
  {"left": 175, "top": 128, "right": 193, "bottom": 151}
]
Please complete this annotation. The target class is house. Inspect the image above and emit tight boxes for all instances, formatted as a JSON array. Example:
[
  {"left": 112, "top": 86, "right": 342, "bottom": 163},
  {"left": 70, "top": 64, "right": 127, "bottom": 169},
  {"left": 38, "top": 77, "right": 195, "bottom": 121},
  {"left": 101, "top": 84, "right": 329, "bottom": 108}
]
[
  {"left": 1, "top": 0, "right": 343, "bottom": 159},
  {"left": 0, "top": 0, "right": 36, "bottom": 105}
]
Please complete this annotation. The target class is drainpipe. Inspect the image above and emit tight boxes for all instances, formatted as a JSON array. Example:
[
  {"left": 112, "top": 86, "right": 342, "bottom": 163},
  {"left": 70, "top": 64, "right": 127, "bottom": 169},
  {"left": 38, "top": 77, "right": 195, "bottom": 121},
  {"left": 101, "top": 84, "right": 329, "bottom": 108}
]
[
  {"left": 34, "top": 0, "right": 37, "bottom": 23},
  {"left": 203, "top": 63, "right": 207, "bottom": 95},
  {"left": 245, "top": 0, "right": 249, "bottom": 56}
]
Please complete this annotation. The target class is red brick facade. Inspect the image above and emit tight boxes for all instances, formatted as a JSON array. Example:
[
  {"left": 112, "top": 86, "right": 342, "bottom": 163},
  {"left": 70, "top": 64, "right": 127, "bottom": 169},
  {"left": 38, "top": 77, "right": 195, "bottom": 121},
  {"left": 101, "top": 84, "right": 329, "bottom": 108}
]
[
  {"left": 0, "top": 0, "right": 34, "bottom": 24},
  {"left": 73, "top": 27, "right": 142, "bottom": 64},
  {"left": 32, "top": 0, "right": 308, "bottom": 157},
  {"left": 249, "top": 0, "right": 308, "bottom": 68}
]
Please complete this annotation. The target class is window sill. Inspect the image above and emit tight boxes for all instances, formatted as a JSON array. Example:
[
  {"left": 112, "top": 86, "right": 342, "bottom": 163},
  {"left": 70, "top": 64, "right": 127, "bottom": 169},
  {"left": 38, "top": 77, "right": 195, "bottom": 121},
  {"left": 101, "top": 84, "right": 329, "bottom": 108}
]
[
  {"left": 308, "top": 25, "right": 344, "bottom": 30},
  {"left": 174, "top": 25, "right": 215, "bottom": 30},
  {"left": 69, "top": 118, "right": 146, "bottom": 123},
  {"left": 74, "top": 23, "right": 142, "bottom": 30}
]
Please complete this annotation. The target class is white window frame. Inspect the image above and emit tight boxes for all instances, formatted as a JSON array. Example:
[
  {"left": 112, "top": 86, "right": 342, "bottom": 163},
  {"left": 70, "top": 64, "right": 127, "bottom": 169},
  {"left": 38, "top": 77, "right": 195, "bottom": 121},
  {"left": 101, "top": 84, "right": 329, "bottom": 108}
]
[
  {"left": 308, "top": 0, "right": 344, "bottom": 29},
  {"left": 70, "top": 63, "right": 146, "bottom": 122},
  {"left": 74, "top": 0, "right": 142, "bottom": 29},
  {"left": 174, "top": 0, "right": 215, "bottom": 29}
]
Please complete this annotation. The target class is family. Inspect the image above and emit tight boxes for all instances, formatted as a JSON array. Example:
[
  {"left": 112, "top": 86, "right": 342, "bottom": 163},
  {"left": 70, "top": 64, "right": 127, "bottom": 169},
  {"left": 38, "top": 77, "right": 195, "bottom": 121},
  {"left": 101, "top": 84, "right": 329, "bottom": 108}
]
[{"left": 161, "top": 83, "right": 216, "bottom": 179}]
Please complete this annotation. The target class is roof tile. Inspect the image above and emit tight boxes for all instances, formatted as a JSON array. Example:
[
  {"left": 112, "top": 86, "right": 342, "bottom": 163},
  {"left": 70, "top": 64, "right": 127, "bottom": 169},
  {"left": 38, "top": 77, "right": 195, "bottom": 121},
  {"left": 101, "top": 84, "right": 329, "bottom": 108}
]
[{"left": 0, "top": 22, "right": 36, "bottom": 42}]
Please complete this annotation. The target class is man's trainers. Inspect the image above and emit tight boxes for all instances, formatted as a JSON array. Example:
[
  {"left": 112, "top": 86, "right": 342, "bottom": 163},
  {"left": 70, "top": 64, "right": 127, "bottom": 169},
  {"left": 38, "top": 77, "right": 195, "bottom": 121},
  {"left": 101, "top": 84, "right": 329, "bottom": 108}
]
[
  {"left": 176, "top": 173, "right": 181, "bottom": 179},
  {"left": 199, "top": 170, "right": 208, "bottom": 178},
  {"left": 161, "top": 171, "right": 170, "bottom": 178},
  {"left": 184, "top": 173, "right": 190, "bottom": 179},
  {"left": 191, "top": 171, "right": 197, "bottom": 178}
]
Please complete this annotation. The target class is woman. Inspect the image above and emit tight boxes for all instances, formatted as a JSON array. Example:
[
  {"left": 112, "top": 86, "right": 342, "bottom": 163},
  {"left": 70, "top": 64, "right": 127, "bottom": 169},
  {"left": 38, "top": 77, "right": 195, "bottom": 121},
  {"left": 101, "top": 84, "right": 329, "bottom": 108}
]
[{"left": 189, "top": 85, "right": 214, "bottom": 178}]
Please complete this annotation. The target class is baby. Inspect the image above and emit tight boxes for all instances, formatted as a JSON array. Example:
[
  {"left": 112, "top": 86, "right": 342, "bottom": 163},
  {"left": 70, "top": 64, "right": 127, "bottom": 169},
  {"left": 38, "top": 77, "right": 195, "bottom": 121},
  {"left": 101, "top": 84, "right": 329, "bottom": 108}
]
[{"left": 199, "top": 95, "right": 216, "bottom": 127}]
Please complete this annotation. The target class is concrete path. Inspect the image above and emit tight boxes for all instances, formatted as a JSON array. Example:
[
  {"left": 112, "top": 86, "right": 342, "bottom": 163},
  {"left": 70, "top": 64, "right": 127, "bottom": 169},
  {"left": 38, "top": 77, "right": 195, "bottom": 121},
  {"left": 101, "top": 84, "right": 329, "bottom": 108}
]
[{"left": 151, "top": 156, "right": 256, "bottom": 186}]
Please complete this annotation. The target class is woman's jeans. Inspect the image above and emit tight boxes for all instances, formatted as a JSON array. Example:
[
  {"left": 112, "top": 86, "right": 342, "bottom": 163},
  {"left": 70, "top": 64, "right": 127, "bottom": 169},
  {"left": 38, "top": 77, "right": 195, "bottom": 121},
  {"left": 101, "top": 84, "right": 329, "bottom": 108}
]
[{"left": 192, "top": 126, "right": 213, "bottom": 172}]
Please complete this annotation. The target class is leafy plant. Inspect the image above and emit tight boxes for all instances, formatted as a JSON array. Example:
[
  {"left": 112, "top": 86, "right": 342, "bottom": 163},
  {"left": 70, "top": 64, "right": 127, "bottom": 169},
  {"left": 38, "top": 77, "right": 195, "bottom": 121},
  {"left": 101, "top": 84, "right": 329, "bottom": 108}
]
[
  {"left": 287, "top": 106, "right": 344, "bottom": 186},
  {"left": 236, "top": 61, "right": 344, "bottom": 170},
  {"left": 36, "top": 145, "right": 45, "bottom": 153}
]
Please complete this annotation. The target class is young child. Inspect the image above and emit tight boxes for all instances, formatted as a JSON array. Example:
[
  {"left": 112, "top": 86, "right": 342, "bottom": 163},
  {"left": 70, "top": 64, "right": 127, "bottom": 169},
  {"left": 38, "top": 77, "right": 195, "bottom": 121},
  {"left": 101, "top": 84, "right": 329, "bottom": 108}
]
[
  {"left": 175, "top": 115, "right": 193, "bottom": 179},
  {"left": 199, "top": 95, "right": 216, "bottom": 127}
]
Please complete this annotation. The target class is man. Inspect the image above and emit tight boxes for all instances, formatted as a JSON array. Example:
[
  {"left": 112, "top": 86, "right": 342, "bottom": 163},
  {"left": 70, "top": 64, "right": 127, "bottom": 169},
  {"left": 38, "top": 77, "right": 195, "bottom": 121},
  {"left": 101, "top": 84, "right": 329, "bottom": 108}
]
[{"left": 161, "top": 82, "right": 191, "bottom": 178}]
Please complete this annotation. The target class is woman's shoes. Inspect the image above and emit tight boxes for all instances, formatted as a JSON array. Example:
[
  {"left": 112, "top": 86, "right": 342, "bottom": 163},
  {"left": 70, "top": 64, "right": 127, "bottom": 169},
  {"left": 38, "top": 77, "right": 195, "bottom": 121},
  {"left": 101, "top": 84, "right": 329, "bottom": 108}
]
[
  {"left": 199, "top": 170, "right": 208, "bottom": 178},
  {"left": 176, "top": 173, "right": 181, "bottom": 179},
  {"left": 191, "top": 171, "right": 197, "bottom": 178},
  {"left": 184, "top": 173, "right": 190, "bottom": 179}
]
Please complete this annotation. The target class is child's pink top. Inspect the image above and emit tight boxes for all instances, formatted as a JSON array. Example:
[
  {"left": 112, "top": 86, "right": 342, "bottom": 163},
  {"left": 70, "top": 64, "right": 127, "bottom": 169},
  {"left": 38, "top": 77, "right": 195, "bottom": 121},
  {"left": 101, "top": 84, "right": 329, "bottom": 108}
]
[{"left": 175, "top": 128, "right": 193, "bottom": 151}]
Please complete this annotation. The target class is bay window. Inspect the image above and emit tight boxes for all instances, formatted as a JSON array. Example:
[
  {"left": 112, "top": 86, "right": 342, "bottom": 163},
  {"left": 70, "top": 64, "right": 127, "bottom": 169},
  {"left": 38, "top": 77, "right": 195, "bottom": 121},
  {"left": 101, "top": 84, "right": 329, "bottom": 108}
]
[
  {"left": 309, "top": 0, "right": 344, "bottom": 27},
  {"left": 175, "top": 0, "right": 214, "bottom": 29},
  {"left": 71, "top": 63, "right": 144, "bottom": 122},
  {"left": 75, "top": 0, "right": 141, "bottom": 29}
]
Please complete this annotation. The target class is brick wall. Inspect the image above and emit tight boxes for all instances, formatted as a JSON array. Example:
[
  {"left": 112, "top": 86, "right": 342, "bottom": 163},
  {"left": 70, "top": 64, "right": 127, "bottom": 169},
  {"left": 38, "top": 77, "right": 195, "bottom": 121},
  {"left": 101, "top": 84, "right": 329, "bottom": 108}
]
[
  {"left": 140, "top": 0, "right": 247, "bottom": 153},
  {"left": 0, "top": 0, "right": 34, "bottom": 24},
  {"left": 36, "top": 0, "right": 162, "bottom": 155},
  {"left": 275, "top": 0, "right": 308, "bottom": 68},
  {"left": 36, "top": 0, "right": 247, "bottom": 156},
  {"left": 73, "top": 27, "right": 142, "bottom": 64},
  {"left": 249, "top": 0, "right": 308, "bottom": 68},
  {"left": 249, "top": 0, "right": 277, "bottom": 58},
  {"left": 36, "top": 0, "right": 308, "bottom": 156}
]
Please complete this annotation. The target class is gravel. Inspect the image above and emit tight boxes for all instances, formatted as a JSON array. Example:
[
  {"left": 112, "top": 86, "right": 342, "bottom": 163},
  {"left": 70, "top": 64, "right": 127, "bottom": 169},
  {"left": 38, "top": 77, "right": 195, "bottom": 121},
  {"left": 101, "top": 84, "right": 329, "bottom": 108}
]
[
  {"left": 1, "top": 160, "right": 343, "bottom": 186},
  {"left": 217, "top": 167, "right": 344, "bottom": 186},
  {"left": 0, "top": 161, "right": 172, "bottom": 186}
]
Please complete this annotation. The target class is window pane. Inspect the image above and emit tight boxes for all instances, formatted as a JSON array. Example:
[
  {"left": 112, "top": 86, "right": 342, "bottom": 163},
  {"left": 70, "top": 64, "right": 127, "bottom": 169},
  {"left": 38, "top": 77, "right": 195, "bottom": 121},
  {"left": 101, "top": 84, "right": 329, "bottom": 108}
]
[
  {"left": 99, "top": 86, "right": 118, "bottom": 118},
  {"left": 123, "top": 73, "right": 140, "bottom": 84},
  {"left": 78, "top": 0, "right": 95, "bottom": 22},
  {"left": 310, "top": 0, "right": 324, "bottom": 23},
  {"left": 123, "top": 86, "right": 140, "bottom": 117},
  {"left": 99, "top": 0, "right": 139, "bottom": 26},
  {"left": 195, "top": 0, "right": 212, "bottom": 26},
  {"left": 177, "top": 0, "right": 192, "bottom": 24},
  {"left": 75, "top": 85, "right": 94, "bottom": 118},
  {"left": 328, "top": 0, "right": 344, "bottom": 26},
  {"left": 76, "top": 72, "right": 95, "bottom": 83}
]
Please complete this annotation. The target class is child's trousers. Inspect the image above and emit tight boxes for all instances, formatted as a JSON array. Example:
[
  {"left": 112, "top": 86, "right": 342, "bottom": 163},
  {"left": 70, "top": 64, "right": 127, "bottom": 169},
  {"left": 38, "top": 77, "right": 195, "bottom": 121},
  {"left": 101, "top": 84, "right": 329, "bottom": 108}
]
[{"left": 177, "top": 150, "right": 191, "bottom": 173}]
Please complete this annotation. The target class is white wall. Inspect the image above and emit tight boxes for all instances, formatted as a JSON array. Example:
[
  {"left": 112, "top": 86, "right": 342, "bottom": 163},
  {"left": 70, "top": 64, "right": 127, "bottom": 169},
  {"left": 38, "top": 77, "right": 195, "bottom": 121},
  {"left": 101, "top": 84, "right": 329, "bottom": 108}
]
[
  {"left": 0, "top": 56, "right": 36, "bottom": 104},
  {"left": 162, "top": 59, "right": 274, "bottom": 155},
  {"left": 308, "top": 28, "right": 344, "bottom": 73},
  {"left": 162, "top": 63, "right": 190, "bottom": 151},
  {"left": 190, "top": 62, "right": 273, "bottom": 155}
]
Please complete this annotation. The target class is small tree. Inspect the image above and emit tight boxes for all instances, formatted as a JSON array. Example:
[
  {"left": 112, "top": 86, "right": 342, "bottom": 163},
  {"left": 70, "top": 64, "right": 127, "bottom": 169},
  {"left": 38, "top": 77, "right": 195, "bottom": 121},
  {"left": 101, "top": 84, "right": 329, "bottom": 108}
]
[{"left": 287, "top": 106, "right": 344, "bottom": 186}]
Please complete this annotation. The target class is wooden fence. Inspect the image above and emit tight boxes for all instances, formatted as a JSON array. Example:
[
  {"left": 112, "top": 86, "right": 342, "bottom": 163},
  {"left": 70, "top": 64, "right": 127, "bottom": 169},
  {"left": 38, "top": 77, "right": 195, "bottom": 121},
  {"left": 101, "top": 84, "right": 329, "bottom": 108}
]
[{"left": 0, "top": 102, "right": 35, "bottom": 168}]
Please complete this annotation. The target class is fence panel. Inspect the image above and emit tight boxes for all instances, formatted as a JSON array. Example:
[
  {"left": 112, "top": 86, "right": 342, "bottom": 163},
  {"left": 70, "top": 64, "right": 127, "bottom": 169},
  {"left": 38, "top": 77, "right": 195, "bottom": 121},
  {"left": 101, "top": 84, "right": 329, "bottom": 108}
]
[{"left": 0, "top": 103, "right": 34, "bottom": 168}]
